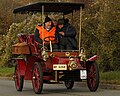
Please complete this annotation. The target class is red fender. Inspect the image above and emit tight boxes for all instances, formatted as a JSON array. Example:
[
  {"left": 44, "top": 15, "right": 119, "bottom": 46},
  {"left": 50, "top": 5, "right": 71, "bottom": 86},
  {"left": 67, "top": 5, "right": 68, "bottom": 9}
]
[
  {"left": 87, "top": 55, "right": 97, "bottom": 61},
  {"left": 13, "top": 58, "right": 26, "bottom": 76}
]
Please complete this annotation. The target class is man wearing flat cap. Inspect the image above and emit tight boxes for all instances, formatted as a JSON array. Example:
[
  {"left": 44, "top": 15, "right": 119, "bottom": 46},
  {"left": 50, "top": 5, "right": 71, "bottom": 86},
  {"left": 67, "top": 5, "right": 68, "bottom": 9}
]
[
  {"left": 56, "top": 18, "right": 77, "bottom": 50},
  {"left": 34, "top": 16, "right": 58, "bottom": 50}
]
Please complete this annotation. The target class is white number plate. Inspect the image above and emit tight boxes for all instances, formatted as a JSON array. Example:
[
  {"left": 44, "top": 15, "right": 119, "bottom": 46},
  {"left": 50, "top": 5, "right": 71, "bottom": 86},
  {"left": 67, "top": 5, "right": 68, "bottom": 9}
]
[
  {"left": 53, "top": 64, "right": 67, "bottom": 70},
  {"left": 80, "top": 70, "right": 87, "bottom": 79}
]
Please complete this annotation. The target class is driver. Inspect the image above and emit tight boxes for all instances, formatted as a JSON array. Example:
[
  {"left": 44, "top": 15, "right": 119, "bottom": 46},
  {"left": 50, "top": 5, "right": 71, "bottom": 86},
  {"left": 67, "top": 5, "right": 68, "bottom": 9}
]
[{"left": 34, "top": 16, "right": 58, "bottom": 50}]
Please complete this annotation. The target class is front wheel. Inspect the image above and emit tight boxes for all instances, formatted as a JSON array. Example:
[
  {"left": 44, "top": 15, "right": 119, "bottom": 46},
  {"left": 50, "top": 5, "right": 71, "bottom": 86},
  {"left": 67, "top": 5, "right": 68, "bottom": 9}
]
[
  {"left": 32, "top": 62, "right": 43, "bottom": 94},
  {"left": 86, "top": 62, "right": 99, "bottom": 92},
  {"left": 64, "top": 81, "right": 74, "bottom": 89},
  {"left": 14, "top": 64, "right": 24, "bottom": 91}
]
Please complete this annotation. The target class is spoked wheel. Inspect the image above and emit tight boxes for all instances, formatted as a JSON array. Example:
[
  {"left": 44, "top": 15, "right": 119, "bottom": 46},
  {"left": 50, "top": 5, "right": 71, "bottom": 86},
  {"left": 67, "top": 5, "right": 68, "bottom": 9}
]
[
  {"left": 32, "top": 62, "right": 43, "bottom": 94},
  {"left": 14, "top": 64, "right": 24, "bottom": 91},
  {"left": 86, "top": 62, "right": 99, "bottom": 92},
  {"left": 64, "top": 81, "right": 74, "bottom": 89}
]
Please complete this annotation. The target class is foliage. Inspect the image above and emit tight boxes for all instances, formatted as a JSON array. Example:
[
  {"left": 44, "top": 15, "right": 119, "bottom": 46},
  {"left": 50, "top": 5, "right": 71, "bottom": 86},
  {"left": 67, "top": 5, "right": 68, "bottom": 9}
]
[
  {"left": 0, "top": 0, "right": 120, "bottom": 71},
  {"left": 82, "top": 0, "right": 120, "bottom": 71},
  {"left": 1, "top": 14, "right": 40, "bottom": 66},
  {"left": 0, "top": 0, "right": 14, "bottom": 35}
]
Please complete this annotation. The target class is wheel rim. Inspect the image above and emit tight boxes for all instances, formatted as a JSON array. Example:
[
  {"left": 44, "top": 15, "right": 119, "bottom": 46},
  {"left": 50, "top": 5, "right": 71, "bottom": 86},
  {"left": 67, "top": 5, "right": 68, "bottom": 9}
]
[
  {"left": 87, "top": 64, "right": 97, "bottom": 90},
  {"left": 32, "top": 65, "right": 41, "bottom": 92},
  {"left": 15, "top": 65, "right": 20, "bottom": 90}
]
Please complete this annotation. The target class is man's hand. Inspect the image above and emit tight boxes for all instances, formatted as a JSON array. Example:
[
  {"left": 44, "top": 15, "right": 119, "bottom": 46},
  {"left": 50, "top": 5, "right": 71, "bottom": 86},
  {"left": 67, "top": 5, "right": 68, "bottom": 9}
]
[{"left": 59, "top": 31, "right": 64, "bottom": 36}]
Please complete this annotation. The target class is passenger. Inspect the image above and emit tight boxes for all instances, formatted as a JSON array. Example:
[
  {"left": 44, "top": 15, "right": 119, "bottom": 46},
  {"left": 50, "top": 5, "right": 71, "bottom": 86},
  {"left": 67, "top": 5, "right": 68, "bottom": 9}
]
[
  {"left": 56, "top": 18, "right": 77, "bottom": 50},
  {"left": 34, "top": 16, "right": 58, "bottom": 50}
]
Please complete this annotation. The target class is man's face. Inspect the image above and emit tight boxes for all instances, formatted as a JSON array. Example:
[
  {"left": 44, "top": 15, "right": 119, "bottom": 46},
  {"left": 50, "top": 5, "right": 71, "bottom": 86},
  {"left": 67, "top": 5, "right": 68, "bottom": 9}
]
[
  {"left": 45, "top": 21, "right": 52, "bottom": 29},
  {"left": 58, "top": 24, "right": 63, "bottom": 29}
]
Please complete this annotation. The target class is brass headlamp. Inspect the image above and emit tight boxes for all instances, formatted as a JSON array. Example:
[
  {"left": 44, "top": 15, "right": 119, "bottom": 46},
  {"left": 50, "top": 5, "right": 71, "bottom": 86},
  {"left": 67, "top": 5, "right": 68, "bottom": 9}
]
[
  {"left": 68, "top": 56, "right": 77, "bottom": 71},
  {"left": 79, "top": 48, "right": 86, "bottom": 61}
]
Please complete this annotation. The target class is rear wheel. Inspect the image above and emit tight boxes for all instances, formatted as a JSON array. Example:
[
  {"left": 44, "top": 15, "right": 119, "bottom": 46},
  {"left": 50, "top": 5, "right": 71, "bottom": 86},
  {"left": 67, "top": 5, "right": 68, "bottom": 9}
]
[
  {"left": 86, "top": 62, "right": 99, "bottom": 92},
  {"left": 14, "top": 64, "right": 24, "bottom": 91},
  {"left": 32, "top": 62, "right": 43, "bottom": 94},
  {"left": 64, "top": 81, "right": 74, "bottom": 89}
]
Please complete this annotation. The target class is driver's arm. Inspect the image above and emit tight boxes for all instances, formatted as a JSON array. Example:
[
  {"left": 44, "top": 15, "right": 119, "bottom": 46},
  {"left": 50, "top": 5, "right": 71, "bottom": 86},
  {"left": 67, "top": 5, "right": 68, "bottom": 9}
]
[{"left": 34, "top": 29, "right": 43, "bottom": 44}]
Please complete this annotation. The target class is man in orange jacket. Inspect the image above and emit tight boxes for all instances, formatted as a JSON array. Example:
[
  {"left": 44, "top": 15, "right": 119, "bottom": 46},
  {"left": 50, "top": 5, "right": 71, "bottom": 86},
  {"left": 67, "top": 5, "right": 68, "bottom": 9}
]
[{"left": 34, "top": 16, "right": 58, "bottom": 50}]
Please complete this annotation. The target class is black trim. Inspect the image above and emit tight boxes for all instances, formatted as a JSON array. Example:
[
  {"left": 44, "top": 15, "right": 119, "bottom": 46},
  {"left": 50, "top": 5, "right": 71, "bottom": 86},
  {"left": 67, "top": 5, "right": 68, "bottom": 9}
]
[{"left": 13, "top": 2, "right": 85, "bottom": 14}]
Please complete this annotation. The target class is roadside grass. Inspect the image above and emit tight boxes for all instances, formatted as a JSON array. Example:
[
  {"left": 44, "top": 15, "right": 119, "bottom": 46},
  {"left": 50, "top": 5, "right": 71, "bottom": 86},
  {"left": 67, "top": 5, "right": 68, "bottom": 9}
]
[
  {"left": 0, "top": 67, "right": 14, "bottom": 77},
  {"left": 100, "top": 71, "right": 120, "bottom": 84}
]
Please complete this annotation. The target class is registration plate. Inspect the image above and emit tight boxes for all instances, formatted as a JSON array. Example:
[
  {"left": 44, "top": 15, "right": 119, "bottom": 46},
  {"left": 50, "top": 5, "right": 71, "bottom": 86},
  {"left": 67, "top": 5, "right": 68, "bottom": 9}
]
[
  {"left": 80, "top": 70, "right": 87, "bottom": 79},
  {"left": 53, "top": 64, "right": 67, "bottom": 70}
]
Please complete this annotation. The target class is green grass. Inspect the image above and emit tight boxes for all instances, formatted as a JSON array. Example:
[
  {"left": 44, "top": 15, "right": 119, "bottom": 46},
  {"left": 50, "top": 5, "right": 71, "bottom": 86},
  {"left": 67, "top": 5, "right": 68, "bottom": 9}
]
[
  {"left": 0, "top": 67, "right": 14, "bottom": 77},
  {"left": 100, "top": 71, "right": 120, "bottom": 84}
]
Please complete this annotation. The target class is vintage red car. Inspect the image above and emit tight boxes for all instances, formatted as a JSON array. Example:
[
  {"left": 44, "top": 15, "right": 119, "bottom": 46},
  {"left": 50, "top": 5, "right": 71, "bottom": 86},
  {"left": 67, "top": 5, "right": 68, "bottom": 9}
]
[{"left": 12, "top": 2, "right": 99, "bottom": 94}]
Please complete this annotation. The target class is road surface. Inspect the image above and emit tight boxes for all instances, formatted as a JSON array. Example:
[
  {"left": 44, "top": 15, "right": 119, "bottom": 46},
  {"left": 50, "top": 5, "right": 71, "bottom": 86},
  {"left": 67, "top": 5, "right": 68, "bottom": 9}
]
[{"left": 0, "top": 79, "right": 120, "bottom": 96}]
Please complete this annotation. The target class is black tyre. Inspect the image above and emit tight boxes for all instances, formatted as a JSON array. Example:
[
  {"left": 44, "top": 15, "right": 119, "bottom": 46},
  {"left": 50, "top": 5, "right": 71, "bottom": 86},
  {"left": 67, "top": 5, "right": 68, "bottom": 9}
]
[
  {"left": 86, "top": 62, "right": 99, "bottom": 92},
  {"left": 32, "top": 62, "right": 43, "bottom": 94},
  {"left": 14, "top": 64, "right": 24, "bottom": 91},
  {"left": 64, "top": 81, "right": 74, "bottom": 89}
]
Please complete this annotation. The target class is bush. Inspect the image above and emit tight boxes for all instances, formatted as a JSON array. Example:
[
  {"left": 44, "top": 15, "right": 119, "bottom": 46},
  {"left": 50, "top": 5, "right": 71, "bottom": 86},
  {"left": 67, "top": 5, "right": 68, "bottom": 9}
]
[
  {"left": 1, "top": 14, "right": 40, "bottom": 67},
  {"left": 0, "top": 0, "right": 120, "bottom": 71}
]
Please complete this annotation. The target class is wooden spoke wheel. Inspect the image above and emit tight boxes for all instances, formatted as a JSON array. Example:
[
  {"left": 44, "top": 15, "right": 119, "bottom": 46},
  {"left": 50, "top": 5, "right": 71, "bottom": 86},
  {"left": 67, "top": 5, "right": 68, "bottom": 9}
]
[
  {"left": 14, "top": 64, "right": 24, "bottom": 91},
  {"left": 64, "top": 81, "right": 74, "bottom": 89},
  {"left": 86, "top": 62, "right": 99, "bottom": 92},
  {"left": 32, "top": 62, "right": 43, "bottom": 94}
]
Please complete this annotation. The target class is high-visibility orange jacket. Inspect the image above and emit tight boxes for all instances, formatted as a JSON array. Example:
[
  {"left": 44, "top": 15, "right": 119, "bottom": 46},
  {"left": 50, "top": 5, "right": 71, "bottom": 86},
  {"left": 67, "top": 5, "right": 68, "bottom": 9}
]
[{"left": 36, "top": 26, "right": 56, "bottom": 42}]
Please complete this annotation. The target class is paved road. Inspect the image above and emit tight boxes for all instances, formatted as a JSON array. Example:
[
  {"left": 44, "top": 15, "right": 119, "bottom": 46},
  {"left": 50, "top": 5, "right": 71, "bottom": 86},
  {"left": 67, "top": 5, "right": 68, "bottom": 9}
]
[{"left": 0, "top": 79, "right": 120, "bottom": 96}]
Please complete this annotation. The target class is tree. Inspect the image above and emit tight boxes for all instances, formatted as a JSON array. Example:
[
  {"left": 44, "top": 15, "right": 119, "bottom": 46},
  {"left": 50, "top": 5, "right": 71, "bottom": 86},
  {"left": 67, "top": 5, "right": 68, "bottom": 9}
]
[
  {"left": 1, "top": 14, "right": 40, "bottom": 67},
  {"left": 82, "top": 0, "right": 120, "bottom": 71},
  {"left": 0, "top": 0, "right": 14, "bottom": 35},
  {"left": 0, "top": 0, "right": 120, "bottom": 71}
]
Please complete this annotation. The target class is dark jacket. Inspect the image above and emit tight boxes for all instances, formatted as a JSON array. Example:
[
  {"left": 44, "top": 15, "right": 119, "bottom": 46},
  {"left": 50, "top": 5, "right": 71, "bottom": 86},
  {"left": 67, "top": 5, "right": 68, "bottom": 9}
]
[
  {"left": 56, "top": 23, "right": 77, "bottom": 49},
  {"left": 34, "top": 27, "right": 43, "bottom": 44}
]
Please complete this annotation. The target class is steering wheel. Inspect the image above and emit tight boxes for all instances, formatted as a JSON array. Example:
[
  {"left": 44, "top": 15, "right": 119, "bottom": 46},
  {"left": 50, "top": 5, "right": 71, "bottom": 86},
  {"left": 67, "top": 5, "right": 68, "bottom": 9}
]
[{"left": 44, "top": 36, "right": 57, "bottom": 42}]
